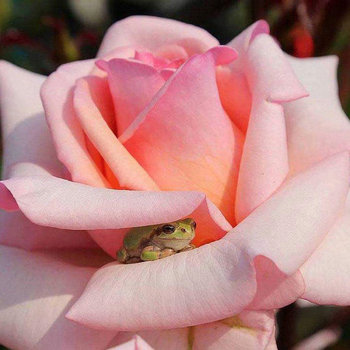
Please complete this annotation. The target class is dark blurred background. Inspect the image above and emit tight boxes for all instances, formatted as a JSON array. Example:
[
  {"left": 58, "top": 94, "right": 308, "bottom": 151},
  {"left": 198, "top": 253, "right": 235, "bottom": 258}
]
[{"left": 0, "top": 0, "right": 349, "bottom": 349}]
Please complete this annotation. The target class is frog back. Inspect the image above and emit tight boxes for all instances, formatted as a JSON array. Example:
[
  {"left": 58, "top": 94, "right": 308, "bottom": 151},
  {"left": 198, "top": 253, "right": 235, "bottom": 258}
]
[{"left": 123, "top": 225, "right": 157, "bottom": 251}]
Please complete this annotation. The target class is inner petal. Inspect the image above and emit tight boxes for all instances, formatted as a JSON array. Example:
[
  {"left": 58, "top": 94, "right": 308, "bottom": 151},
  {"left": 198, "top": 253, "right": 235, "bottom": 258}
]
[{"left": 120, "top": 47, "right": 243, "bottom": 224}]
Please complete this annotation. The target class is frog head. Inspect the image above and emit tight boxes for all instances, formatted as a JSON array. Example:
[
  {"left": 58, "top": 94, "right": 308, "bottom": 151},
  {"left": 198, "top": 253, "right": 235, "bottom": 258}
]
[{"left": 152, "top": 218, "right": 196, "bottom": 251}]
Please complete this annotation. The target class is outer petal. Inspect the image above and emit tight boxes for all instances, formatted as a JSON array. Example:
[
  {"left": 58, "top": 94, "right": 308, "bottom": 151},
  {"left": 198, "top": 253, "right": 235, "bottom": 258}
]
[
  {"left": 0, "top": 61, "right": 95, "bottom": 249},
  {"left": 108, "top": 336, "right": 154, "bottom": 350},
  {"left": 0, "top": 245, "right": 115, "bottom": 350},
  {"left": 300, "top": 191, "right": 350, "bottom": 304},
  {"left": 97, "top": 16, "right": 218, "bottom": 57},
  {"left": 41, "top": 59, "right": 110, "bottom": 187},
  {"left": 293, "top": 328, "right": 341, "bottom": 350},
  {"left": 120, "top": 47, "right": 243, "bottom": 223},
  {"left": 285, "top": 55, "right": 350, "bottom": 174},
  {"left": 0, "top": 175, "right": 232, "bottom": 255},
  {"left": 110, "top": 310, "right": 275, "bottom": 350},
  {"left": 65, "top": 153, "right": 349, "bottom": 331},
  {"left": 193, "top": 310, "right": 276, "bottom": 350},
  {"left": 73, "top": 76, "right": 159, "bottom": 191},
  {"left": 235, "top": 34, "right": 308, "bottom": 222},
  {"left": 0, "top": 61, "right": 63, "bottom": 178},
  {"left": 233, "top": 152, "right": 350, "bottom": 275}
]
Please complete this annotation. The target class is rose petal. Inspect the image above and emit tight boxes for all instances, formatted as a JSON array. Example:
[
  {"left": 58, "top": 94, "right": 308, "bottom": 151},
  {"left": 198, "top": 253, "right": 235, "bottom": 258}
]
[
  {"left": 293, "top": 328, "right": 341, "bottom": 350},
  {"left": 219, "top": 20, "right": 269, "bottom": 133},
  {"left": 66, "top": 240, "right": 256, "bottom": 330},
  {"left": 108, "top": 336, "right": 154, "bottom": 350},
  {"left": 97, "top": 16, "right": 218, "bottom": 57},
  {"left": 0, "top": 61, "right": 95, "bottom": 250},
  {"left": 285, "top": 55, "right": 350, "bottom": 174},
  {"left": 120, "top": 46, "right": 243, "bottom": 223},
  {"left": 109, "top": 310, "right": 275, "bottom": 350},
  {"left": 228, "top": 20, "right": 270, "bottom": 62},
  {"left": 96, "top": 58, "right": 166, "bottom": 136},
  {"left": 66, "top": 153, "right": 349, "bottom": 331},
  {"left": 0, "top": 245, "right": 115, "bottom": 350},
  {"left": 233, "top": 152, "right": 349, "bottom": 275},
  {"left": 0, "top": 174, "right": 232, "bottom": 255},
  {"left": 73, "top": 76, "right": 159, "bottom": 191},
  {"left": 247, "top": 256, "right": 305, "bottom": 310},
  {"left": 300, "top": 191, "right": 350, "bottom": 305},
  {"left": 0, "top": 61, "right": 63, "bottom": 178},
  {"left": 0, "top": 210, "right": 96, "bottom": 250},
  {"left": 41, "top": 59, "right": 110, "bottom": 187},
  {"left": 235, "top": 34, "right": 308, "bottom": 222},
  {"left": 193, "top": 310, "right": 276, "bottom": 350}
]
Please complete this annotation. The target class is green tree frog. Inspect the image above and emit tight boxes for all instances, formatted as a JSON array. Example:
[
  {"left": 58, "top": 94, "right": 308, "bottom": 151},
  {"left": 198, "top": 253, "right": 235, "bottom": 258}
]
[{"left": 117, "top": 218, "right": 196, "bottom": 264}]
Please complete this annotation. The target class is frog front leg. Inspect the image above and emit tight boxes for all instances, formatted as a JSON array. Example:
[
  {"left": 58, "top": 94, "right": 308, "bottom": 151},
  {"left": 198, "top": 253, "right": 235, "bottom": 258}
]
[
  {"left": 141, "top": 245, "right": 175, "bottom": 261},
  {"left": 179, "top": 243, "right": 196, "bottom": 252}
]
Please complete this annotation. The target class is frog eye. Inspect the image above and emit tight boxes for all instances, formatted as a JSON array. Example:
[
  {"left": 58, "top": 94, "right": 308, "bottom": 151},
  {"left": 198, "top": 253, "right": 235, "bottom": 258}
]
[
  {"left": 191, "top": 221, "right": 197, "bottom": 230},
  {"left": 162, "top": 224, "right": 176, "bottom": 234}
]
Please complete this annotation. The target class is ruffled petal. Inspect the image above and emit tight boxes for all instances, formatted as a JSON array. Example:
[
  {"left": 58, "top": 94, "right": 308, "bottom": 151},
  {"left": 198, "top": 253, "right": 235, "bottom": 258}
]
[
  {"left": 0, "top": 245, "right": 115, "bottom": 350},
  {"left": 235, "top": 34, "right": 308, "bottom": 222},
  {"left": 0, "top": 175, "right": 232, "bottom": 255},
  {"left": 0, "top": 61, "right": 95, "bottom": 250},
  {"left": 65, "top": 153, "right": 349, "bottom": 331},
  {"left": 120, "top": 46, "right": 243, "bottom": 223},
  {"left": 285, "top": 55, "right": 350, "bottom": 174},
  {"left": 300, "top": 191, "right": 350, "bottom": 305},
  {"left": 97, "top": 16, "right": 218, "bottom": 57}
]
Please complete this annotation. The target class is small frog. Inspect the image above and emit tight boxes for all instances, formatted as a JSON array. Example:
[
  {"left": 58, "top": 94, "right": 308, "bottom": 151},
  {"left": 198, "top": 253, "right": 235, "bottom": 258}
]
[{"left": 117, "top": 218, "right": 196, "bottom": 264}]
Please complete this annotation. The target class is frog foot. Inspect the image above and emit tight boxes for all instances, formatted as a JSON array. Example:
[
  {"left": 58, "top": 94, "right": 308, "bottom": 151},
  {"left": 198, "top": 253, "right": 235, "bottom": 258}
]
[
  {"left": 180, "top": 243, "right": 196, "bottom": 252},
  {"left": 141, "top": 246, "right": 175, "bottom": 261},
  {"left": 117, "top": 248, "right": 129, "bottom": 263}
]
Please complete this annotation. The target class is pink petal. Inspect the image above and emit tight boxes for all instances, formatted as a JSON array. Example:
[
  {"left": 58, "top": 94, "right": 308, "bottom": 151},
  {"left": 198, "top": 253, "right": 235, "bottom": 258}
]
[
  {"left": 120, "top": 47, "right": 243, "bottom": 223},
  {"left": 193, "top": 310, "right": 276, "bottom": 350},
  {"left": 0, "top": 175, "right": 232, "bottom": 255},
  {"left": 73, "top": 76, "right": 159, "bottom": 191},
  {"left": 216, "top": 66, "right": 252, "bottom": 133},
  {"left": 66, "top": 241, "right": 256, "bottom": 330},
  {"left": 218, "top": 20, "right": 269, "bottom": 133},
  {"left": 300, "top": 191, "right": 350, "bottom": 304},
  {"left": 41, "top": 59, "right": 110, "bottom": 187},
  {"left": 97, "top": 16, "right": 218, "bottom": 57},
  {"left": 0, "top": 245, "right": 115, "bottom": 350},
  {"left": 0, "top": 61, "right": 63, "bottom": 179},
  {"left": 285, "top": 55, "right": 350, "bottom": 174},
  {"left": 108, "top": 336, "right": 154, "bottom": 350},
  {"left": 247, "top": 256, "right": 305, "bottom": 310},
  {"left": 0, "top": 61, "right": 95, "bottom": 250},
  {"left": 233, "top": 152, "right": 350, "bottom": 275},
  {"left": 110, "top": 310, "right": 275, "bottom": 350},
  {"left": 293, "top": 328, "right": 341, "bottom": 350},
  {"left": 97, "top": 58, "right": 166, "bottom": 136},
  {"left": 228, "top": 20, "right": 270, "bottom": 61},
  {"left": 235, "top": 34, "right": 308, "bottom": 222},
  {"left": 64, "top": 153, "right": 349, "bottom": 331},
  {"left": 0, "top": 210, "right": 96, "bottom": 250}
]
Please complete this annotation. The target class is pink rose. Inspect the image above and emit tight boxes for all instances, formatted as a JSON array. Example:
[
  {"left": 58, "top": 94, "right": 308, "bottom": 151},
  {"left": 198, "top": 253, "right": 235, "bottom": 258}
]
[{"left": 0, "top": 16, "right": 350, "bottom": 350}]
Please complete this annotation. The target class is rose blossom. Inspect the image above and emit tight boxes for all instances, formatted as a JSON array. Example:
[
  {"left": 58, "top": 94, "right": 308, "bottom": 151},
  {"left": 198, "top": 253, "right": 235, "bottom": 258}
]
[{"left": 0, "top": 16, "right": 350, "bottom": 350}]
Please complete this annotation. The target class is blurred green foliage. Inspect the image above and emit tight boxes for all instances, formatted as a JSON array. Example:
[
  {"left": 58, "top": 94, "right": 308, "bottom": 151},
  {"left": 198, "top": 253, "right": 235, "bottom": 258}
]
[{"left": 0, "top": 1, "right": 349, "bottom": 349}]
